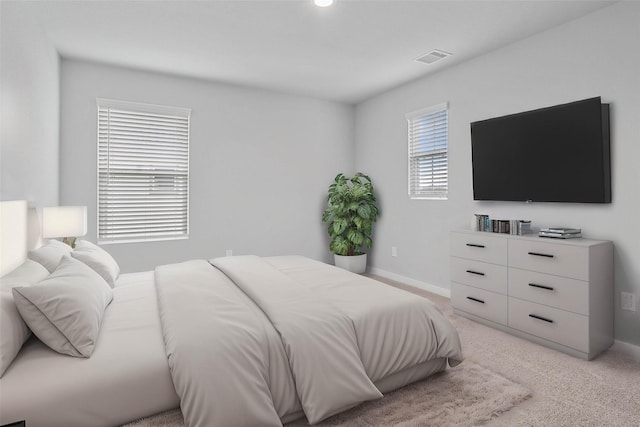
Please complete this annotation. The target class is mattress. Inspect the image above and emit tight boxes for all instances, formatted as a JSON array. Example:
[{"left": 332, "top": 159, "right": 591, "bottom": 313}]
[
  {"left": 0, "top": 272, "right": 179, "bottom": 427},
  {"left": 1, "top": 259, "right": 461, "bottom": 427}
]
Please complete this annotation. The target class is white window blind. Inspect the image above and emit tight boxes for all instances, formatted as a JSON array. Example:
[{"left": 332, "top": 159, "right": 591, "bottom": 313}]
[
  {"left": 407, "top": 102, "right": 448, "bottom": 199},
  {"left": 97, "top": 99, "right": 191, "bottom": 244}
]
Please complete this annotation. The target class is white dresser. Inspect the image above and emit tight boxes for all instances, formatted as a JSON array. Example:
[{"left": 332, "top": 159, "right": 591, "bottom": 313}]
[{"left": 450, "top": 230, "right": 613, "bottom": 360}]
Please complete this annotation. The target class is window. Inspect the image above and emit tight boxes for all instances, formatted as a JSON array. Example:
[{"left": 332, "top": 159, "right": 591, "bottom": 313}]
[
  {"left": 407, "top": 102, "right": 448, "bottom": 200},
  {"left": 97, "top": 99, "right": 191, "bottom": 243}
]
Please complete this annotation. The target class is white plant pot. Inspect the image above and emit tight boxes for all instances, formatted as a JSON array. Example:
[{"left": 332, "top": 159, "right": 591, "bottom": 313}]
[{"left": 334, "top": 253, "right": 367, "bottom": 274}]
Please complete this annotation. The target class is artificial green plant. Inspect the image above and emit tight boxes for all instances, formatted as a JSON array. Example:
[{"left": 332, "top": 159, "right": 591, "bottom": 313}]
[{"left": 322, "top": 172, "right": 380, "bottom": 256}]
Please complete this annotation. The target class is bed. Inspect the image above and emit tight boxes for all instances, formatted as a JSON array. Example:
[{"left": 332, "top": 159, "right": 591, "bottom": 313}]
[
  {"left": 0, "top": 200, "right": 463, "bottom": 426},
  {"left": 0, "top": 271, "right": 179, "bottom": 426}
]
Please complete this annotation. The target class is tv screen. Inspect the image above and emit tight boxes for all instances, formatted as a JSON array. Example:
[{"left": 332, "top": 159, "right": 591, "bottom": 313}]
[{"left": 470, "top": 97, "right": 610, "bottom": 203}]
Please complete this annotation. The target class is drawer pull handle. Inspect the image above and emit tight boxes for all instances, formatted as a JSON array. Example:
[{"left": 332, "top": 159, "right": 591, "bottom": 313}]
[
  {"left": 528, "top": 283, "right": 555, "bottom": 291},
  {"left": 528, "top": 251, "right": 555, "bottom": 258},
  {"left": 529, "top": 314, "right": 554, "bottom": 323},
  {"left": 466, "top": 243, "right": 485, "bottom": 248},
  {"left": 467, "top": 297, "right": 485, "bottom": 304},
  {"left": 466, "top": 270, "right": 485, "bottom": 276}
]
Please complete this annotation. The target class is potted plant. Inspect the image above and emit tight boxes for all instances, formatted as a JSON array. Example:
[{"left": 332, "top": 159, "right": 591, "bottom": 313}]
[{"left": 322, "top": 172, "right": 380, "bottom": 273}]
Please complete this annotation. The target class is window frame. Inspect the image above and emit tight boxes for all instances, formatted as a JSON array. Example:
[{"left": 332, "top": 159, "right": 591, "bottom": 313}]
[
  {"left": 406, "top": 102, "right": 449, "bottom": 200},
  {"left": 96, "top": 98, "right": 191, "bottom": 244}
]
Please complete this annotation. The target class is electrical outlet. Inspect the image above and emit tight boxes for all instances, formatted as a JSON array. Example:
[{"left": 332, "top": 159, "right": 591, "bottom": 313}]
[
  {"left": 225, "top": 249, "right": 233, "bottom": 257},
  {"left": 391, "top": 246, "right": 397, "bottom": 257},
  {"left": 621, "top": 292, "right": 636, "bottom": 311}
]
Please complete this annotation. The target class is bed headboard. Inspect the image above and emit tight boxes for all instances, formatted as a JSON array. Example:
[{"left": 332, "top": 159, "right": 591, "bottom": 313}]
[{"left": 0, "top": 200, "right": 28, "bottom": 276}]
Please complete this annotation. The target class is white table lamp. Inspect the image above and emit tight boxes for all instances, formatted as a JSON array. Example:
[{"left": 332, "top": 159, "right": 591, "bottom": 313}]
[{"left": 42, "top": 206, "right": 87, "bottom": 248}]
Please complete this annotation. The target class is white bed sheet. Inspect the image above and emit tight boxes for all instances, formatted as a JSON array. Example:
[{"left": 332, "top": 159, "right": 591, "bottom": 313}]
[{"left": 0, "top": 271, "right": 179, "bottom": 427}]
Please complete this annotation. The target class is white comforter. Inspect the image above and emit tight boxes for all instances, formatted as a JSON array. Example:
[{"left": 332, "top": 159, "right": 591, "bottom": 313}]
[{"left": 155, "top": 256, "right": 463, "bottom": 426}]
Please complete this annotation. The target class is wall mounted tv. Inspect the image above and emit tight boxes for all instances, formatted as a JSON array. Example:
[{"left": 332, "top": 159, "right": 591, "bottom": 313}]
[{"left": 470, "top": 97, "right": 611, "bottom": 203}]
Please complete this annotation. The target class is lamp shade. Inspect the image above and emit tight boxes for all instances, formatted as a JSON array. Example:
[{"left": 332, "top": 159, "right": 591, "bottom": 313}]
[{"left": 42, "top": 206, "right": 87, "bottom": 239}]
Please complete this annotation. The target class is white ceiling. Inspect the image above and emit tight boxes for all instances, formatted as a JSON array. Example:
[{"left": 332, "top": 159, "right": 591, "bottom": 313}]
[{"left": 20, "top": 0, "right": 615, "bottom": 104}]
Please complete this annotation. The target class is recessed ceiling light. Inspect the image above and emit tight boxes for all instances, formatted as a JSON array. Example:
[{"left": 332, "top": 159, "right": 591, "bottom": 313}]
[
  {"left": 415, "top": 49, "right": 452, "bottom": 65},
  {"left": 314, "top": 0, "right": 334, "bottom": 7}
]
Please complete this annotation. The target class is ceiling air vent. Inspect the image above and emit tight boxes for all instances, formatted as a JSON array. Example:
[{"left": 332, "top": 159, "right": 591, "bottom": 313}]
[{"left": 415, "top": 49, "right": 452, "bottom": 65}]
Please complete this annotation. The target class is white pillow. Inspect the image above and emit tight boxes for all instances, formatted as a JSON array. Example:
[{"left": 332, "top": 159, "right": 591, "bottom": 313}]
[
  {"left": 27, "top": 239, "right": 73, "bottom": 273},
  {"left": 71, "top": 240, "right": 120, "bottom": 288},
  {"left": 0, "top": 258, "right": 50, "bottom": 290},
  {"left": 12, "top": 256, "right": 113, "bottom": 358},
  {"left": 0, "top": 259, "right": 50, "bottom": 377}
]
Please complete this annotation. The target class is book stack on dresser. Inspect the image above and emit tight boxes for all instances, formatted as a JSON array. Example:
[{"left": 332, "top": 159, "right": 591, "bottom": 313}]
[{"left": 539, "top": 227, "right": 582, "bottom": 239}]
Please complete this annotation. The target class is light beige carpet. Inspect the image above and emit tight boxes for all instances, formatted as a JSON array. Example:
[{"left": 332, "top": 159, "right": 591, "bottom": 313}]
[
  {"left": 381, "top": 276, "right": 640, "bottom": 426},
  {"left": 126, "top": 273, "right": 640, "bottom": 426},
  {"left": 124, "top": 359, "right": 530, "bottom": 427}
]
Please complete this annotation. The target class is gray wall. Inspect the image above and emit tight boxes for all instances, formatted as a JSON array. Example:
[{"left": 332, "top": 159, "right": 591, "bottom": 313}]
[
  {"left": 59, "top": 60, "right": 354, "bottom": 272},
  {"left": 0, "top": 2, "right": 60, "bottom": 207},
  {"left": 355, "top": 2, "right": 640, "bottom": 346},
  {"left": 4, "top": 0, "right": 639, "bottom": 348}
]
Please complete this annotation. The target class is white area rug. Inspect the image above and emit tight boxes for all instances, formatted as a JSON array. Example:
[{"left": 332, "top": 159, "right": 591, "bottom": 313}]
[
  {"left": 383, "top": 278, "right": 640, "bottom": 426},
  {"left": 125, "top": 274, "right": 640, "bottom": 426},
  {"left": 124, "top": 360, "right": 530, "bottom": 427}
]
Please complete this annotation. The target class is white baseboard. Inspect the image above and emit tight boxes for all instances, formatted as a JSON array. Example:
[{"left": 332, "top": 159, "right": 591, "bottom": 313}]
[
  {"left": 612, "top": 340, "right": 640, "bottom": 361},
  {"left": 368, "top": 267, "right": 451, "bottom": 298}
]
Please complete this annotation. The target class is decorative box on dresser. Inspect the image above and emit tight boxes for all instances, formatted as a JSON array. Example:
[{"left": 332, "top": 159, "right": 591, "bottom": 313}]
[{"left": 450, "top": 230, "right": 613, "bottom": 360}]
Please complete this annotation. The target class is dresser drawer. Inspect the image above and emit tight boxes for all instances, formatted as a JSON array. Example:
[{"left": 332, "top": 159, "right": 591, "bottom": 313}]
[
  {"left": 508, "top": 268, "right": 588, "bottom": 315},
  {"left": 508, "top": 239, "right": 589, "bottom": 280},
  {"left": 451, "top": 257, "right": 508, "bottom": 294},
  {"left": 450, "top": 232, "right": 507, "bottom": 265},
  {"left": 451, "top": 282, "right": 507, "bottom": 326},
  {"left": 508, "top": 298, "right": 588, "bottom": 352}
]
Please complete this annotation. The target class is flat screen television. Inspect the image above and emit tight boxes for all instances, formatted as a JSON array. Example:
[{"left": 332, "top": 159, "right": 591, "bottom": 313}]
[{"left": 470, "top": 97, "right": 611, "bottom": 203}]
